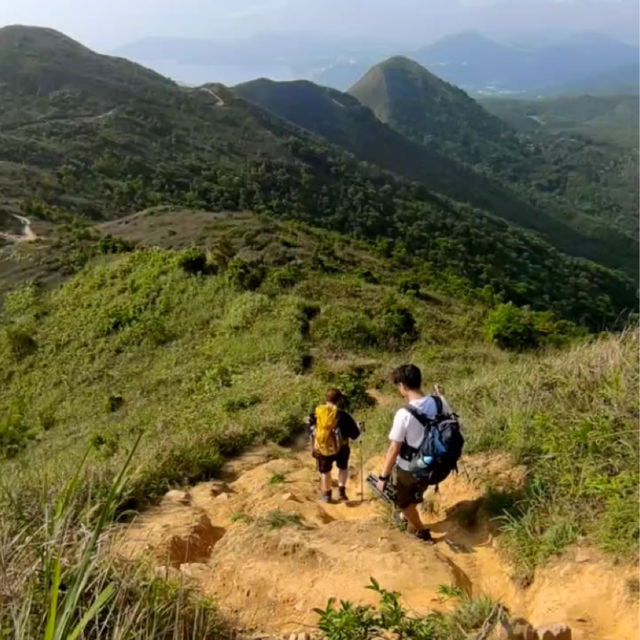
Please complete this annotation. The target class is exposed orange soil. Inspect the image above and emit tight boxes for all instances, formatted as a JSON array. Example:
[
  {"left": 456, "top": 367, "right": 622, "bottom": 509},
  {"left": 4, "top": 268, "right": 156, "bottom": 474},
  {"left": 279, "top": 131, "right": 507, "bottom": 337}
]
[{"left": 114, "top": 446, "right": 638, "bottom": 639}]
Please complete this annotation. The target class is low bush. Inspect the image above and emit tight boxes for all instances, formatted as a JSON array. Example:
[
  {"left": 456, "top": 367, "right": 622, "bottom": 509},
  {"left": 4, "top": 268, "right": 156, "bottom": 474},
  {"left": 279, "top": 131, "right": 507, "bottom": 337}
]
[
  {"left": 176, "top": 247, "right": 208, "bottom": 275},
  {"left": 0, "top": 400, "right": 32, "bottom": 459},
  {"left": 223, "top": 394, "right": 261, "bottom": 413},
  {"left": 485, "top": 302, "right": 581, "bottom": 351},
  {"left": 4, "top": 325, "right": 37, "bottom": 360},
  {"left": 376, "top": 300, "right": 417, "bottom": 351},
  {"left": 315, "top": 578, "right": 501, "bottom": 640},
  {"left": 226, "top": 258, "right": 266, "bottom": 291},
  {"left": 316, "top": 310, "right": 380, "bottom": 350}
]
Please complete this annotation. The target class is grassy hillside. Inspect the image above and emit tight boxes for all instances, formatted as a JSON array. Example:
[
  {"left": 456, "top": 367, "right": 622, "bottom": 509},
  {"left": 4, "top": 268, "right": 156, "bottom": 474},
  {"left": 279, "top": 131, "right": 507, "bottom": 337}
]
[
  {"left": 349, "top": 57, "right": 639, "bottom": 251},
  {"left": 0, "top": 212, "right": 637, "bottom": 637},
  {"left": 0, "top": 27, "right": 636, "bottom": 328}
]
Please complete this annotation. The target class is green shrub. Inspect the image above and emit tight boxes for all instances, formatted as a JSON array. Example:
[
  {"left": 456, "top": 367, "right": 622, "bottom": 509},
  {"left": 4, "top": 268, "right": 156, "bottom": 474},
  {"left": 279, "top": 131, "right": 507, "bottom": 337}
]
[
  {"left": 176, "top": 248, "right": 208, "bottom": 275},
  {"left": 335, "top": 369, "right": 374, "bottom": 411},
  {"left": 317, "top": 310, "right": 380, "bottom": 350},
  {"left": 315, "top": 579, "right": 501, "bottom": 640},
  {"left": 200, "top": 364, "right": 233, "bottom": 391},
  {"left": 0, "top": 400, "right": 32, "bottom": 459},
  {"left": 376, "top": 301, "right": 417, "bottom": 351},
  {"left": 4, "top": 325, "right": 37, "bottom": 360},
  {"left": 397, "top": 277, "right": 421, "bottom": 296},
  {"left": 226, "top": 258, "right": 266, "bottom": 291},
  {"left": 105, "top": 395, "right": 125, "bottom": 413},
  {"left": 97, "top": 233, "right": 133, "bottom": 255},
  {"left": 266, "top": 263, "right": 302, "bottom": 290},
  {"left": 222, "top": 293, "right": 271, "bottom": 332},
  {"left": 357, "top": 268, "right": 379, "bottom": 284},
  {"left": 484, "top": 303, "right": 579, "bottom": 351},
  {"left": 223, "top": 394, "right": 261, "bottom": 413},
  {"left": 3, "top": 282, "right": 40, "bottom": 320}
]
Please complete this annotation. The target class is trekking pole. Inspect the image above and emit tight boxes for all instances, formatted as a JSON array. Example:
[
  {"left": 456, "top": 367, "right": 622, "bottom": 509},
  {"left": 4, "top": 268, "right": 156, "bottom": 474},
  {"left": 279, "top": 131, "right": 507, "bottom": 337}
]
[{"left": 358, "top": 421, "right": 365, "bottom": 502}]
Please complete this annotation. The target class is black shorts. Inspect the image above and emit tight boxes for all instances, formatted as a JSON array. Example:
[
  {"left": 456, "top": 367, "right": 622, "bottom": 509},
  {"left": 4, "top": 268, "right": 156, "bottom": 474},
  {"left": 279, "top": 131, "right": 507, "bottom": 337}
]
[
  {"left": 316, "top": 446, "right": 350, "bottom": 474},
  {"left": 394, "top": 467, "right": 430, "bottom": 509}
]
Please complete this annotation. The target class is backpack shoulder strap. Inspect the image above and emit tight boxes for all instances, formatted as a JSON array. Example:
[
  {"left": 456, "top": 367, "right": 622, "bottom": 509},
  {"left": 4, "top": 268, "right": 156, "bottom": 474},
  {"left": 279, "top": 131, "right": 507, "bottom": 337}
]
[
  {"left": 403, "top": 404, "right": 429, "bottom": 426},
  {"left": 431, "top": 395, "right": 443, "bottom": 417}
]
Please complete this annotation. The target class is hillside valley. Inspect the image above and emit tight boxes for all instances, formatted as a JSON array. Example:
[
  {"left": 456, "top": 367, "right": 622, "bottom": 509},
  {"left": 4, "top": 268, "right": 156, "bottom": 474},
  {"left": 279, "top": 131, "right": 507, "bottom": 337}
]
[
  {"left": 0, "top": 26, "right": 636, "bottom": 330},
  {"left": 1, "top": 207, "right": 638, "bottom": 639}
]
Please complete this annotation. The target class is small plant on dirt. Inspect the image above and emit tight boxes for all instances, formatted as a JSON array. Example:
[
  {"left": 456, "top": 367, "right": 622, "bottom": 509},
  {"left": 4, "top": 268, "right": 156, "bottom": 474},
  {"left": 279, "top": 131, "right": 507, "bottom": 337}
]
[
  {"left": 436, "top": 584, "right": 464, "bottom": 600},
  {"left": 268, "top": 472, "right": 287, "bottom": 486},
  {"left": 259, "top": 510, "right": 302, "bottom": 529},
  {"left": 230, "top": 511, "right": 253, "bottom": 524},
  {"left": 315, "top": 579, "right": 502, "bottom": 640}
]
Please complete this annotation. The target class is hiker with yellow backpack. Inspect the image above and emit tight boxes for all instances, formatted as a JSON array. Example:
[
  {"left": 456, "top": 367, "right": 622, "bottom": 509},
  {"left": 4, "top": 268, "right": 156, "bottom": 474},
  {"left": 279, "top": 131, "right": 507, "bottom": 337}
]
[{"left": 308, "top": 388, "right": 360, "bottom": 503}]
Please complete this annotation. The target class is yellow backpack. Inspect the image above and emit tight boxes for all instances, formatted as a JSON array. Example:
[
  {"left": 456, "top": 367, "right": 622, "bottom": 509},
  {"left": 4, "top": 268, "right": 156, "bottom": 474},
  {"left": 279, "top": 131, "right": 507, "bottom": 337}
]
[{"left": 313, "top": 404, "right": 343, "bottom": 456}]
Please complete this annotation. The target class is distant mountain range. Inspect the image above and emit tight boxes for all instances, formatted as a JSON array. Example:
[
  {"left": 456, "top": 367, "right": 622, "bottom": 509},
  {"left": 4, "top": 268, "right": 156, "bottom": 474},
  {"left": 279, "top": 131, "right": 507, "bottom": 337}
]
[{"left": 112, "top": 30, "right": 639, "bottom": 96}]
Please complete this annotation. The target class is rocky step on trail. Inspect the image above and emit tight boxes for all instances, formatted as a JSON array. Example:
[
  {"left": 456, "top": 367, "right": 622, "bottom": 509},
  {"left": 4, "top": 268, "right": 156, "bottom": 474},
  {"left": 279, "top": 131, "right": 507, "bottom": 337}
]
[{"left": 113, "top": 445, "right": 638, "bottom": 640}]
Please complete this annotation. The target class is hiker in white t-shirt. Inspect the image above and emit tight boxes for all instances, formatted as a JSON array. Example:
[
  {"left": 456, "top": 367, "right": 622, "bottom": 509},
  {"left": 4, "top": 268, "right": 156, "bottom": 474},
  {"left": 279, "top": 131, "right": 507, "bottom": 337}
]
[{"left": 376, "top": 364, "right": 451, "bottom": 542}]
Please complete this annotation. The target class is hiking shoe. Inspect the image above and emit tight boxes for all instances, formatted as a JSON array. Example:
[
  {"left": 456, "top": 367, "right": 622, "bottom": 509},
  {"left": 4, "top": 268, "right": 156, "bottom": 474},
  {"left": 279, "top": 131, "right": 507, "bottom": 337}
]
[
  {"left": 338, "top": 487, "right": 348, "bottom": 501},
  {"left": 414, "top": 528, "right": 434, "bottom": 543},
  {"left": 321, "top": 491, "right": 332, "bottom": 504}
]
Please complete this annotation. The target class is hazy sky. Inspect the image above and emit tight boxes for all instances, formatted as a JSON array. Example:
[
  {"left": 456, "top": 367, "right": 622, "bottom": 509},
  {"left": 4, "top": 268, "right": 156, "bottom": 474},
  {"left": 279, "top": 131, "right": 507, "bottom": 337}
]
[{"left": 1, "top": 0, "right": 638, "bottom": 50}]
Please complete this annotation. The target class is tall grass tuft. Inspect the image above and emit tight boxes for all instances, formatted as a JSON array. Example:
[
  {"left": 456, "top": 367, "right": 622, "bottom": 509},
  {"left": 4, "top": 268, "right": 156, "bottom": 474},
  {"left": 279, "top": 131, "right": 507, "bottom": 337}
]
[{"left": 0, "top": 433, "right": 228, "bottom": 640}]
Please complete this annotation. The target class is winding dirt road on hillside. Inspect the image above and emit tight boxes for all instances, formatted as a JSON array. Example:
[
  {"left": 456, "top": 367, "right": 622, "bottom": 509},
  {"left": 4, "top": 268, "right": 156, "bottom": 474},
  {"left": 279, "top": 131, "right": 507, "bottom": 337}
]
[
  {"left": 0, "top": 214, "right": 37, "bottom": 243},
  {"left": 200, "top": 86, "right": 225, "bottom": 106},
  {"left": 115, "top": 445, "right": 638, "bottom": 639}
]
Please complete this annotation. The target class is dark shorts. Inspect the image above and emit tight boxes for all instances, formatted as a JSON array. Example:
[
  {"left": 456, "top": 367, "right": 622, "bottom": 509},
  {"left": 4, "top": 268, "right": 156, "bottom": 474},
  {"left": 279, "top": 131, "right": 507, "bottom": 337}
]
[
  {"left": 316, "top": 446, "right": 350, "bottom": 474},
  {"left": 394, "top": 467, "right": 430, "bottom": 509}
]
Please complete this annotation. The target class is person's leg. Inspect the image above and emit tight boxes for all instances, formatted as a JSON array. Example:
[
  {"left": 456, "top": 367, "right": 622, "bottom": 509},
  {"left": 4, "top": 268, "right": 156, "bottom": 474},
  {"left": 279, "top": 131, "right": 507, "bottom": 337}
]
[
  {"left": 317, "top": 455, "right": 334, "bottom": 502},
  {"left": 400, "top": 503, "right": 425, "bottom": 531},
  {"left": 337, "top": 447, "right": 350, "bottom": 500},
  {"left": 394, "top": 469, "right": 432, "bottom": 540}
]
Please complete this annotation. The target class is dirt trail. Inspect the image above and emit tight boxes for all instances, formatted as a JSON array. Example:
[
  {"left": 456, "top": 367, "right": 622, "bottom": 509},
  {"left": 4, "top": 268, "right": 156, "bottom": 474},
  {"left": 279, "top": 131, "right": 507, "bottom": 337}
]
[
  {"left": 0, "top": 214, "right": 37, "bottom": 243},
  {"left": 115, "top": 446, "right": 638, "bottom": 639}
]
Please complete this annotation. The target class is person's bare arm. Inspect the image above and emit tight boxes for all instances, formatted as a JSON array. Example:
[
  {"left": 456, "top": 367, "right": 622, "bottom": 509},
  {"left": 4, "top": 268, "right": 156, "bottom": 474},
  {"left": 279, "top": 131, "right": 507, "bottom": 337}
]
[{"left": 377, "top": 441, "right": 402, "bottom": 491}]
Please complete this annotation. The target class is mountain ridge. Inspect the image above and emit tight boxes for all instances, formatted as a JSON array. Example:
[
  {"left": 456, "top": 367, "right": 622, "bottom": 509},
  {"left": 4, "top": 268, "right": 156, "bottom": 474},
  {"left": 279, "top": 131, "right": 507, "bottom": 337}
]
[
  {"left": 0, "top": 25, "right": 636, "bottom": 329},
  {"left": 348, "top": 55, "right": 638, "bottom": 257}
]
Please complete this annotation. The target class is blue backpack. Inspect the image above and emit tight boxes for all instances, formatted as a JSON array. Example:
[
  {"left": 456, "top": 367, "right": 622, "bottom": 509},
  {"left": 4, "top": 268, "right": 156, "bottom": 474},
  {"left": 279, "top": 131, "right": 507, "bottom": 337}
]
[{"left": 400, "top": 396, "right": 464, "bottom": 485}]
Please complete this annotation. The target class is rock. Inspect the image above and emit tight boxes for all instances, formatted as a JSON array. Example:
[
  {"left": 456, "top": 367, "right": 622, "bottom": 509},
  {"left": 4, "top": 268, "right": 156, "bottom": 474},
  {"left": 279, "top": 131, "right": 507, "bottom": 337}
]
[
  {"left": 504, "top": 617, "right": 538, "bottom": 640},
  {"left": 536, "top": 623, "right": 572, "bottom": 640},
  {"left": 215, "top": 492, "right": 229, "bottom": 502},
  {"left": 179, "top": 562, "right": 211, "bottom": 580},
  {"left": 281, "top": 492, "right": 293, "bottom": 501},
  {"left": 296, "top": 633, "right": 309, "bottom": 640},
  {"left": 574, "top": 548, "right": 592, "bottom": 563},
  {"left": 210, "top": 481, "right": 230, "bottom": 497},
  {"left": 288, "top": 633, "right": 297, "bottom": 640},
  {"left": 163, "top": 490, "right": 191, "bottom": 506}
]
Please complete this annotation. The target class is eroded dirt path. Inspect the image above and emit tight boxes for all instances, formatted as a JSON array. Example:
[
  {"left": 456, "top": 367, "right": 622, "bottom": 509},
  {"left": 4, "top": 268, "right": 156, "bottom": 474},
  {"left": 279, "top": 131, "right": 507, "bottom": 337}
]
[{"left": 114, "top": 446, "right": 638, "bottom": 639}]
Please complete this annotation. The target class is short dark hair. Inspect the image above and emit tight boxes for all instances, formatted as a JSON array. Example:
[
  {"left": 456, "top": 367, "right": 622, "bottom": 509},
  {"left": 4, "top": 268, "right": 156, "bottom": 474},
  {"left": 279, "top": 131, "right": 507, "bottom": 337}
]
[
  {"left": 392, "top": 364, "right": 422, "bottom": 390},
  {"left": 325, "top": 388, "right": 344, "bottom": 405}
]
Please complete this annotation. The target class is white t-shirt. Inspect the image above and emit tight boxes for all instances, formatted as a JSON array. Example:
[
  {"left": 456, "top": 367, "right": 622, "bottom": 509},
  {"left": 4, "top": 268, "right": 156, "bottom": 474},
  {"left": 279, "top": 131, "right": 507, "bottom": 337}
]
[{"left": 389, "top": 395, "right": 452, "bottom": 471}]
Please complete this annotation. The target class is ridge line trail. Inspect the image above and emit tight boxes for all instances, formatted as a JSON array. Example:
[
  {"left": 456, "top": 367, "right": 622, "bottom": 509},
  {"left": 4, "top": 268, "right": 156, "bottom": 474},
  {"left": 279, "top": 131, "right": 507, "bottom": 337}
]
[{"left": 115, "top": 445, "right": 637, "bottom": 639}]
